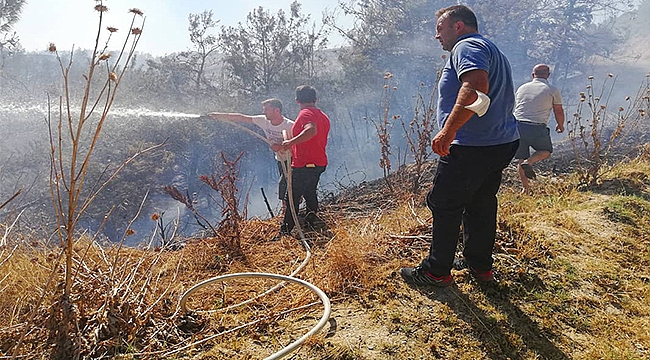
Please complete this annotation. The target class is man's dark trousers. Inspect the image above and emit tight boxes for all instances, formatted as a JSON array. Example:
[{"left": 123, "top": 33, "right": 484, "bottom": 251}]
[
  {"left": 422, "top": 140, "right": 519, "bottom": 276},
  {"left": 281, "top": 165, "right": 326, "bottom": 232}
]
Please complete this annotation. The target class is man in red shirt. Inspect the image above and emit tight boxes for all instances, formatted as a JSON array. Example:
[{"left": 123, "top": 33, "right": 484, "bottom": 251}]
[{"left": 272, "top": 85, "right": 331, "bottom": 237}]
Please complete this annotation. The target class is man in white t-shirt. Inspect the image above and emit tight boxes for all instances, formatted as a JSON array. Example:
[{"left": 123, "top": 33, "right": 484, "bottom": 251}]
[
  {"left": 513, "top": 64, "right": 565, "bottom": 194},
  {"left": 207, "top": 98, "right": 294, "bottom": 208}
]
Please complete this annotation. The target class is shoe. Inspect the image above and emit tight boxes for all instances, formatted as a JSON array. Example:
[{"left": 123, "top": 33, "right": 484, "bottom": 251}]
[
  {"left": 400, "top": 266, "right": 453, "bottom": 287},
  {"left": 520, "top": 163, "right": 536, "bottom": 179},
  {"left": 469, "top": 267, "right": 494, "bottom": 282}
]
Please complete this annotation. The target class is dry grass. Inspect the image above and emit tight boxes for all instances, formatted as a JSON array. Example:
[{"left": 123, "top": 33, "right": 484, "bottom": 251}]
[
  {"left": 1, "top": 147, "right": 650, "bottom": 358},
  {"left": 0, "top": 243, "right": 53, "bottom": 326}
]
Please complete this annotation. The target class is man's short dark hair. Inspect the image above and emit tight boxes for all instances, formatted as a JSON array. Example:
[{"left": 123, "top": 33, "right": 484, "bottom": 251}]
[
  {"left": 435, "top": 5, "right": 478, "bottom": 31},
  {"left": 295, "top": 85, "right": 317, "bottom": 104},
  {"left": 262, "top": 98, "right": 283, "bottom": 112}
]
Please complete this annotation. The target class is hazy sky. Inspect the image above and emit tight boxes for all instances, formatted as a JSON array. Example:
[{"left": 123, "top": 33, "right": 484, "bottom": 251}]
[{"left": 13, "top": 0, "right": 350, "bottom": 56}]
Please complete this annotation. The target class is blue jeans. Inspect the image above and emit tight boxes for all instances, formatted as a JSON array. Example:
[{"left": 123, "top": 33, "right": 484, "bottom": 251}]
[
  {"left": 421, "top": 140, "right": 519, "bottom": 276},
  {"left": 281, "top": 166, "right": 326, "bottom": 232}
]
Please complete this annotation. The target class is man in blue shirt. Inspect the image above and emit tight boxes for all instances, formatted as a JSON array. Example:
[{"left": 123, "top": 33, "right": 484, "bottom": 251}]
[{"left": 401, "top": 4, "right": 520, "bottom": 287}]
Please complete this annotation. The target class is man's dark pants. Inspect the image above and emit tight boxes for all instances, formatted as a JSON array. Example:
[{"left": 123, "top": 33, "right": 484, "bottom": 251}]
[
  {"left": 277, "top": 160, "right": 289, "bottom": 200},
  {"left": 281, "top": 165, "right": 326, "bottom": 232},
  {"left": 422, "top": 140, "right": 519, "bottom": 277}
]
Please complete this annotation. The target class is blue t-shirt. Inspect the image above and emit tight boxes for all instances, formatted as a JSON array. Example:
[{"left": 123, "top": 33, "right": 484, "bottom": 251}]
[{"left": 437, "top": 33, "right": 519, "bottom": 146}]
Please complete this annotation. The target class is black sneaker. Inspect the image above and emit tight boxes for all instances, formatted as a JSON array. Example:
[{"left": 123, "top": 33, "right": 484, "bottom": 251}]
[{"left": 400, "top": 266, "right": 453, "bottom": 287}]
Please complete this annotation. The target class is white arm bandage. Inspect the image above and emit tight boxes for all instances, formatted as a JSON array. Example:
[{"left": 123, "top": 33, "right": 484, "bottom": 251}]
[{"left": 464, "top": 90, "right": 491, "bottom": 117}]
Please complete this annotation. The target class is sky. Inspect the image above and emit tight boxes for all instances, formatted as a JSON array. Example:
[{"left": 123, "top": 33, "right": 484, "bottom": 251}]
[{"left": 13, "top": 0, "right": 351, "bottom": 56}]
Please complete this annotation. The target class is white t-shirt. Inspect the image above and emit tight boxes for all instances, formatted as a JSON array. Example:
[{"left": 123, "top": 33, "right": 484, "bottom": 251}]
[
  {"left": 513, "top": 78, "right": 562, "bottom": 125},
  {"left": 251, "top": 115, "right": 294, "bottom": 161}
]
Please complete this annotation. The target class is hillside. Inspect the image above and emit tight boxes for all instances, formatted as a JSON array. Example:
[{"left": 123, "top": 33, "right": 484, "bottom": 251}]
[{"left": 1, "top": 144, "right": 650, "bottom": 359}]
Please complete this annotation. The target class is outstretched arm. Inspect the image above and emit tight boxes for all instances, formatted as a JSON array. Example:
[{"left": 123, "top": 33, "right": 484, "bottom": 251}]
[
  {"left": 553, "top": 104, "right": 565, "bottom": 133},
  {"left": 206, "top": 112, "right": 254, "bottom": 124}
]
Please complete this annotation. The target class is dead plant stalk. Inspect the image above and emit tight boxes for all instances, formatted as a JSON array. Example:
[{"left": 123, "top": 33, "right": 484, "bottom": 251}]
[
  {"left": 400, "top": 81, "right": 438, "bottom": 193},
  {"left": 38, "top": 3, "right": 147, "bottom": 358},
  {"left": 568, "top": 74, "right": 650, "bottom": 186}
]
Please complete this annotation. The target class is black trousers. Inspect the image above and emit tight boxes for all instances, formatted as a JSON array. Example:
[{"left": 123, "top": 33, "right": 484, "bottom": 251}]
[
  {"left": 281, "top": 165, "right": 326, "bottom": 232},
  {"left": 422, "top": 140, "right": 518, "bottom": 276},
  {"left": 276, "top": 160, "right": 289, "bottom": 201}
]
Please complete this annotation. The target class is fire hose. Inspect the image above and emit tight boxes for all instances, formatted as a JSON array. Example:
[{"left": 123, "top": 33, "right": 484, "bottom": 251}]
[{"left": 177, "top": 118, "right": 331, "bottom": 359}]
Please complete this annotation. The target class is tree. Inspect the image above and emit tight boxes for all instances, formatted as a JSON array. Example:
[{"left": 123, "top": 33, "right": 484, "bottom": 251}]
[
  {"left": 287, "top": 20, "right": 329, "bottom": 84},
  {"left": 0, "top": 0, "right": 26, "bottom": 68},
  {"left": 463, "top": 0, "right": 634, "bottom": 82},
  {"left": 324, "top": 0, "right": 446, "bottom": 170},
  {"left": 177, "top": 10, "right": 220, "bottom": 102},
  {"left": 328, "top": 0, "right": 637, "bottom": 104},
  {"left": 329, "top": 0, "right": 444, "bottom": 83},
  {"left": 139, "top": 54, "right": 196, "bottom": 107},
  {"left": 219, "top": 1, "right": 327, "bottom": 98},
  {"left": 325, "top": 0, "right": 447, "bottom": 151}
]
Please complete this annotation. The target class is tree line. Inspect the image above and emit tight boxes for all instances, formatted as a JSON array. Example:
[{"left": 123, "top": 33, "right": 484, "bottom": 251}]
[{"left": 1, "top": 0, "right": 641, "bottom": 110}]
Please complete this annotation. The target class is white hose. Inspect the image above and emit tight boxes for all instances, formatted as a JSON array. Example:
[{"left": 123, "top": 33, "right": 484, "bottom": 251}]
[
  {"left": 178, "top": 273, "right": 331, "bottom": 360},
  {"left": 215, "top": 118, "right": 274, "bottom": 146},
  {"left": 177, "top": 118, "right": 329, "bottom": 359},
  {"left": 179, "top": 243, "right": 311, "bottom": 314}
]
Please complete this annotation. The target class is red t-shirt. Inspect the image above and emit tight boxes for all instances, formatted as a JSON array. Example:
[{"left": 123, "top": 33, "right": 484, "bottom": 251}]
[{"left": 291, "top": 107, "right": 330, "bottom": 168}]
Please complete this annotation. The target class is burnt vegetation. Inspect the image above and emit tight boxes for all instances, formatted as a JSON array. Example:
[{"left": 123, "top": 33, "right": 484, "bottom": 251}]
[{"left": 0, "top": 0, "right": 649, "bottom": 358}]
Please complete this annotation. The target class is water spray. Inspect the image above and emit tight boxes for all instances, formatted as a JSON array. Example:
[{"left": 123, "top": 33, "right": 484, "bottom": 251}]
[
  {"left": 203, "top": 115, "right": 274, "bottom": 145},
  {"left": 0, "top": 103, "right": 208, "bottom": 119}
]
